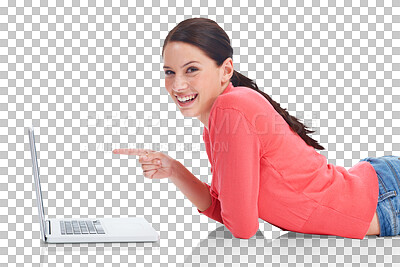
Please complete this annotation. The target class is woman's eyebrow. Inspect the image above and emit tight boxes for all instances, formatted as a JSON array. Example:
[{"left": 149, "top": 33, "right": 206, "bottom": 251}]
[{"left": 163, "top": 60, "right": 200, "bottom": 69}]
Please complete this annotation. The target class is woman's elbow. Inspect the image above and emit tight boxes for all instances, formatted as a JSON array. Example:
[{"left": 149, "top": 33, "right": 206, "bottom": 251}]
[
  {"left": 228, "top": 222, "right": 259, "bottom": 239},
  {"left": 231, "top": 229, "right": 257, "bottom": 239}
]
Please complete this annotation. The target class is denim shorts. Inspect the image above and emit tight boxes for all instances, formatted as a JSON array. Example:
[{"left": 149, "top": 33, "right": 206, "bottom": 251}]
[{"left": 359, "top": 155, "right": 400, "bottom": 237}]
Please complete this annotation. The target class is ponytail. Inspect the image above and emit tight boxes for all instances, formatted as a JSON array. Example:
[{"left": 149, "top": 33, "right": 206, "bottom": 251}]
[{"left": 231, "top": 70, "right": 325, "bottom": 150}]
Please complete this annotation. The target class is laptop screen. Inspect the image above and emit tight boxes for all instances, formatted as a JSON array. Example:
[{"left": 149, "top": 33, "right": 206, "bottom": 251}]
[{"left": 28, "top": 127, "right": 47, "bottom": 242}]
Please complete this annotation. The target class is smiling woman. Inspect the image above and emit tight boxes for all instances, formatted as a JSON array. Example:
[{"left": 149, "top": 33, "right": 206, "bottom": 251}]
[{"left": 113, "top": 17, "right": 388, "bottom": 240}]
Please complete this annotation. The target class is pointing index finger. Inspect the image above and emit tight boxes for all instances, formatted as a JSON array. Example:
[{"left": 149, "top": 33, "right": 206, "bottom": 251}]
[{"left": 112, "top": 148, "right": 151, "bottom": 156}]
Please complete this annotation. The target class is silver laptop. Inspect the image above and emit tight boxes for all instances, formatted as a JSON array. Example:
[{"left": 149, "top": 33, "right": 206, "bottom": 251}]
[{"left": 28, "top": 126, "right": 159, "bottom": 243}]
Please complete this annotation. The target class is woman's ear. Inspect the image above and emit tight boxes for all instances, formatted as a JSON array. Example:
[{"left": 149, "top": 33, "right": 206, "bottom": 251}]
[{"left": 220, "top": 57, "right": 234, "bottom": 84}]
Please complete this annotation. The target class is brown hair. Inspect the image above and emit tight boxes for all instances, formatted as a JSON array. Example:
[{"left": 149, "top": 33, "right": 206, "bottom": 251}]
[{"left": 162, "top": 18, "right": 325, "bottom": 150}]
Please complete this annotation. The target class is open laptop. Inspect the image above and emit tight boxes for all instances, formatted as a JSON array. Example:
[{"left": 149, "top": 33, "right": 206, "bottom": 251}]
[{"left": 28, "top": 126, "right": 159, "bottom": 243}]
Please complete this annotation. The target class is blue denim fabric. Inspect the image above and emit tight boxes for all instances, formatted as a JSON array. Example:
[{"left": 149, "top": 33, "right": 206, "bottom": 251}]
[{"left": 359, "top": 155, "right": 400, "bottom": 237}]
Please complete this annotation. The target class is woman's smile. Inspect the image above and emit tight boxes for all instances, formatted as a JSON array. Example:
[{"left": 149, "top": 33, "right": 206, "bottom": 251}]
[{"left": 175, "top": 93, "right": 199, "bottom": 107}]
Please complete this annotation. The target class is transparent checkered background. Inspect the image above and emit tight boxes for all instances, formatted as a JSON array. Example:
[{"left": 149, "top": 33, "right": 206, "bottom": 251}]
[{"left": 1, "top": 0, "right": 400, "bottom": 266}]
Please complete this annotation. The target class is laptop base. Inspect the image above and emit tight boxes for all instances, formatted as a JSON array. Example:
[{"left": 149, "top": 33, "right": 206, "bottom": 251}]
[{"left": 45, "top": 217, "right": 159, "bottom": 243}]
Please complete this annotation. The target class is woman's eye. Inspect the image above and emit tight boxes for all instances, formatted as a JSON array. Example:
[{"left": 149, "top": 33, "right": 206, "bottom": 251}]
[
  {"left": 187, "top": 67, "right": 198, "bottom": 73},
  {"left": 164, "top": 68, "right": 197, "bottom": 75}
]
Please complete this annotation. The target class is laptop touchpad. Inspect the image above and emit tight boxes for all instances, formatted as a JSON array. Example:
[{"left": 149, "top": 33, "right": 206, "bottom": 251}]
[{"left": 106, "top": 222, "right": 145, "bottom": 235}]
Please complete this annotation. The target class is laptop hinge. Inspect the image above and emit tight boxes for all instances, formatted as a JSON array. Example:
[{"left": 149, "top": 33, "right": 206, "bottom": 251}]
[{"left": 45, "top": 220, "right": 51, "bottom": 236}]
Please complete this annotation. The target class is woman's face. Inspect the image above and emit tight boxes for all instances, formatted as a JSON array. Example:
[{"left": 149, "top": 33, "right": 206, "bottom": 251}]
[{"left": 163, "top": 41, "right": 231, "bottom": 124}]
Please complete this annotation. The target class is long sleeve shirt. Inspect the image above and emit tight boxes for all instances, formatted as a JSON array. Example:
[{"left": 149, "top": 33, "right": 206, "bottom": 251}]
[{"left": 197, "top": 82, "right": 379, "bottom": 239}]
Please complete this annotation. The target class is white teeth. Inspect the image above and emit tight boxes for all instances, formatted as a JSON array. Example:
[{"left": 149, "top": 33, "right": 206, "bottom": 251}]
[{"left": 177, "top": 94, "right": 197, "bottom": 102}]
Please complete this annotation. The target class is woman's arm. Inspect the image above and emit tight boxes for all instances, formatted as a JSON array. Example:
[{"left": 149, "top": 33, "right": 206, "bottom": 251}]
[
  {"left": 170, "top": 160, "right": 212, "bottom": 212},
  {"left": 203, "top": 107, "right": 261, "bottom": 239}
]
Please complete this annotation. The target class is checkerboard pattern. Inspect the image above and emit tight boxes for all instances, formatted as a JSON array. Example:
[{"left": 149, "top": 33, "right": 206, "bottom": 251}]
[{"left": 1, "top": 0, "right": 400, "bottom": 266}]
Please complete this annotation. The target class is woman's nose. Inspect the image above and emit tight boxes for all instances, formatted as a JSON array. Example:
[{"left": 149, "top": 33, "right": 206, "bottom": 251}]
[{"left": 172, "top": 75, "right": 188, "bottom": 91}]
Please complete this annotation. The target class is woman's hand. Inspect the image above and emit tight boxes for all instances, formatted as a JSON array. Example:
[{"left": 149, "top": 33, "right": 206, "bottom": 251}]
[{"left": 112, "top": 148, "right": 177, "bottom": 179}]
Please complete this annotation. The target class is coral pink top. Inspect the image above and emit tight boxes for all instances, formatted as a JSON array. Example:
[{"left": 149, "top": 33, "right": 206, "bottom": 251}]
[{"left": 198, "top": 82, "right": 379, "bottom": 239}]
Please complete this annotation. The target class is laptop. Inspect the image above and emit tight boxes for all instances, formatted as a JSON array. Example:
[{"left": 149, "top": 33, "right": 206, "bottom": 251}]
[{"left": 28, "top": 126, "right": 159, "bottom": 243}]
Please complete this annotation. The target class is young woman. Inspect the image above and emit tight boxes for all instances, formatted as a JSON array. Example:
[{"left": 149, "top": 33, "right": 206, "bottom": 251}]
[{"left": 113, "top": 18, "right": 400, "bottom": 239}]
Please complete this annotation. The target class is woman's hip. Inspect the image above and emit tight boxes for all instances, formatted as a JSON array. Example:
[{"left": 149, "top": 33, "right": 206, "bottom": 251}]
[{"left": 359, "top": 155, "right": 400, "bottom": 237}]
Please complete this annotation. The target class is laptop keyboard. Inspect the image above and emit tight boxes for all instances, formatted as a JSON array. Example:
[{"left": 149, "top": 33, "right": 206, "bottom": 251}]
[{"left": 60, "top": 220, "right": 105, "bottom": 235}]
